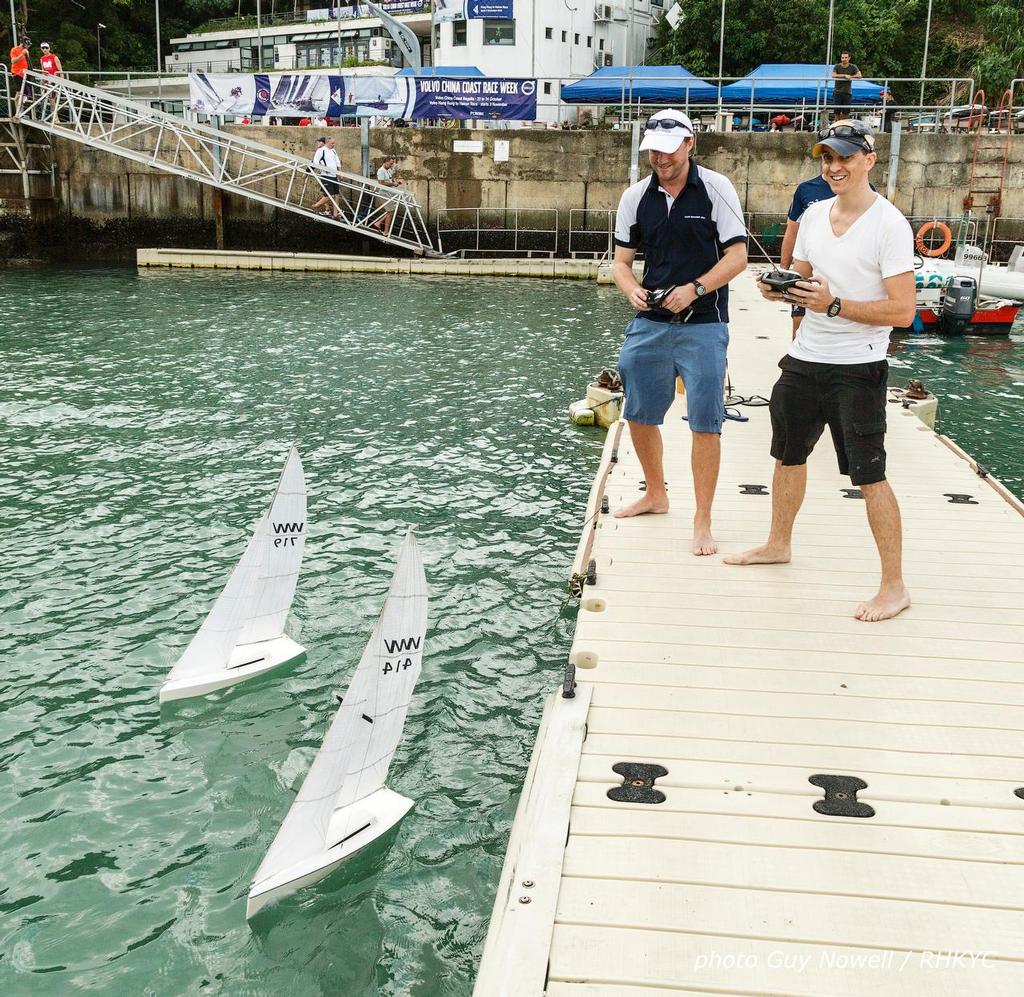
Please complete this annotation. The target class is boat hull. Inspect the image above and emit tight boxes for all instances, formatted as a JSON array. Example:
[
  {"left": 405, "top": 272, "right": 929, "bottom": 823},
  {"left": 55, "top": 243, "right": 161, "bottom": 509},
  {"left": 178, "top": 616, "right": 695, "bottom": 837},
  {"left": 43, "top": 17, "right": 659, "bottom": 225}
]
[
  {"left": 246, "top": 786, "right": 414, "bottom": 919},
  {"left": 159, "top": 635, "right": 305, "bottom": 702},
  {"left": 916, "top": 304, "right": 1020, "bottom": 335}
]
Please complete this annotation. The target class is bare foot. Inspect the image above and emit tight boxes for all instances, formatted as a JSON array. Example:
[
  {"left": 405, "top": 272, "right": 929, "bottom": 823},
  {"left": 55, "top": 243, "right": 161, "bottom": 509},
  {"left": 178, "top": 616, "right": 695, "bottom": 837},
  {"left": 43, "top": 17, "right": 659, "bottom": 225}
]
[
  {"left": 855, "top": 585, "right": 911, "bottom": 622},
  {"left": 614, "top": 495, "right": 669, "bottom": 518},
  {"left": 723, "top": 543, "right": 791, "bottom": 565},
  {"left": 692, "top": 519, "right": 718, "bottom": 556}
]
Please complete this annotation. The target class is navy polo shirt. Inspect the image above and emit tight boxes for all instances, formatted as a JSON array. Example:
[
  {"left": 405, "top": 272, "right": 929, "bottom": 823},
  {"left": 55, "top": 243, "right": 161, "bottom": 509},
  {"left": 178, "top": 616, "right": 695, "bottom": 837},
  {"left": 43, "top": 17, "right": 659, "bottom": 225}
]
[{"left": 614, "top": 162, "right": 748, "bottom": 323}]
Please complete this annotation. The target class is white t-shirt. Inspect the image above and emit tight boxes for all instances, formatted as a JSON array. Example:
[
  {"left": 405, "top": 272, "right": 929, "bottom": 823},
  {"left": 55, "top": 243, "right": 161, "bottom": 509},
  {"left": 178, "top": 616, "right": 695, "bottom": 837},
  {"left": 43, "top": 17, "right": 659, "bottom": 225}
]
[
  {"left": 313, "top": 146, "right": 340, "bottom": 177},
  {"left": 791, "top": 194, "right": 914, "bottom": 364},
  {"left": 377, "top": 165, "right": 394, "bottom": 185}
]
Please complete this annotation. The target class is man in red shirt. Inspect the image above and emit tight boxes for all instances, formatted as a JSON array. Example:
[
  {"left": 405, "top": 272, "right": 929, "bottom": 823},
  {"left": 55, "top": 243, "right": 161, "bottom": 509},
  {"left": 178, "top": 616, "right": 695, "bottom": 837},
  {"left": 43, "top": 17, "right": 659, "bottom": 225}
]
[
  {"left": 38, "top": 42, "right": 63, "bottom": 118},
  {"left": 39, "top": 42, "right": 62, "bottom": 76},
  {"left": 9, "top": 38, "right": 32, "bottom": 117}
]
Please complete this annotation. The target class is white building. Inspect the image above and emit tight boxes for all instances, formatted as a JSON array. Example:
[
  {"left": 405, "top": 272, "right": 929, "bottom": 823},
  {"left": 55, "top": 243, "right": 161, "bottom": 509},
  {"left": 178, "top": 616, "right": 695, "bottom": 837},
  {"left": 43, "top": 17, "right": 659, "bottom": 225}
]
[
  {"left": 167, "top": 4, "right": 435, "bottom": 75},
  {"left": 166, "top": 1, "right": 666, "bottom": 121},
  {"left": 432, "top": 0, "right": 665, "bottom": 120}
]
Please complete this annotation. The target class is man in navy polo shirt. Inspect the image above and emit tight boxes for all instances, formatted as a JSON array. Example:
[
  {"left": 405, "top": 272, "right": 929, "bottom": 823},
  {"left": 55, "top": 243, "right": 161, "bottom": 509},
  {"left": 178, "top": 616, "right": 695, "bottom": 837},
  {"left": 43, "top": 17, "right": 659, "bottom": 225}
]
[{"left": 611, "top": 109, "right": 748, "bottom": 556}]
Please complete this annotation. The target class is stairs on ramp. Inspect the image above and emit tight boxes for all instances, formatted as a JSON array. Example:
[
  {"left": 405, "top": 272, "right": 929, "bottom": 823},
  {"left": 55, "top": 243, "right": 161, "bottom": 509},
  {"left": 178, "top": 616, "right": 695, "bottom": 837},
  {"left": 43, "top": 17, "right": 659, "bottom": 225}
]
[{"left": 6, "top": 69, "right": 436, "bottom": 256}]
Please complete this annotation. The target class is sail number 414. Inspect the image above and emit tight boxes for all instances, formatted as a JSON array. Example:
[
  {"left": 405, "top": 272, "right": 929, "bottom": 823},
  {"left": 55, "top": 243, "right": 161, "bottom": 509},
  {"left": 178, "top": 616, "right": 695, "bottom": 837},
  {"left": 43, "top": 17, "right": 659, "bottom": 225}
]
[{"left": 382, "top": 636, "right": 421, "bottom": 675}]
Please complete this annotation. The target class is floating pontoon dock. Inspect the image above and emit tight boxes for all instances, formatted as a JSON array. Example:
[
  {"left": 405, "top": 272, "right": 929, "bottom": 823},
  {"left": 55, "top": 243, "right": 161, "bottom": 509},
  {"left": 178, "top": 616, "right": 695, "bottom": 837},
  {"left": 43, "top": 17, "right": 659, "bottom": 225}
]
[
  {"left": 136, "top": 248, "right": 602, "bottom": 279},
  {"left": 474, "top": 269, "right": 1024, "bottom": 996}
]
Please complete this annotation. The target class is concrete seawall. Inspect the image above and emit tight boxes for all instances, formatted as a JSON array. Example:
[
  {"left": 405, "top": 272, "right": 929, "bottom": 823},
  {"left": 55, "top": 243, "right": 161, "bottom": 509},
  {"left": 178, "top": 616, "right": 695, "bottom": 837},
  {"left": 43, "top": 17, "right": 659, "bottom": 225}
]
[{"left": 3, "top": 125, "right": 1024, "bottom": 260}]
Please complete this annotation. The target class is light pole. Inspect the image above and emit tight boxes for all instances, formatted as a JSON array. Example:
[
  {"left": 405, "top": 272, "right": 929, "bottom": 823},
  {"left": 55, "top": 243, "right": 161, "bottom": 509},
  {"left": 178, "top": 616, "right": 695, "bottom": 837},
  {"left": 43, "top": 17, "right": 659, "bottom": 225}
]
[
  {"left": 97, "top": 22, "right": 107, "bottom": 73},
  {"left": 716, "top": 0, "right": 725, "bottom": 121},
  {"left": 825, "top": 0, "right": 835, "bottom": 69},
  {"left": 919, "top": 0, "right": 933, "bottom": 109},
  {"left": 8, "top": 0, "right": 17, "bottom": 48},
  {"left": 155, "top": 0, "right": 162, "bottom": 74},
  {"left": 256, "top": 0, "right": 263, "bottom": 71}
]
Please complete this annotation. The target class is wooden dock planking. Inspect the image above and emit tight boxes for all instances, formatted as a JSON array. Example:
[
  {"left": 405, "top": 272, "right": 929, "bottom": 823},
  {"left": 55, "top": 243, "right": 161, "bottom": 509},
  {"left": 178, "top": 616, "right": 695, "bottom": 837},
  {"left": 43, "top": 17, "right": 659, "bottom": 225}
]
[{"left": 474, "top": 270, "right": 1024, "bottom": 996}]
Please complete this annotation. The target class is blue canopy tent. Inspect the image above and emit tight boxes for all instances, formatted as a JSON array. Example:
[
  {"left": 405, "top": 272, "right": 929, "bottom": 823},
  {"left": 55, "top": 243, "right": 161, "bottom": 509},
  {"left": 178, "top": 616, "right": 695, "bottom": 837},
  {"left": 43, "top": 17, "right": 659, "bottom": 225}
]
[
  {"left": 560, "top": 65, "right": 719, "bottom": 105},
  {"left": 719, "top": 64, "right": 886, "bottom": 106},
  {"left": 397, "top": 66, "right": 484, "bottom": 76}
]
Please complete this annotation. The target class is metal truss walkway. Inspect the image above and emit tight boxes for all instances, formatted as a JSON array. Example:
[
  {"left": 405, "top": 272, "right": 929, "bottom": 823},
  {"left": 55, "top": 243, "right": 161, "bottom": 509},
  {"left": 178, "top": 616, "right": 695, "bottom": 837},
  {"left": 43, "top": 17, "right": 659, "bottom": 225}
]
[{"left": 6, "top": 69, "right": 436, "bottom": 256}]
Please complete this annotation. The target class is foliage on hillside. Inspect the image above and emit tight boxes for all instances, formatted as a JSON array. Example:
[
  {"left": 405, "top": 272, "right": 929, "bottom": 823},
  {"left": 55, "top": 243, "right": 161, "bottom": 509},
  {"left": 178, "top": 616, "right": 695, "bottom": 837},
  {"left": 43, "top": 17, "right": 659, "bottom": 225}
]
[{"left": 651, "top": 0, "right": 1024, "bottom": 103}]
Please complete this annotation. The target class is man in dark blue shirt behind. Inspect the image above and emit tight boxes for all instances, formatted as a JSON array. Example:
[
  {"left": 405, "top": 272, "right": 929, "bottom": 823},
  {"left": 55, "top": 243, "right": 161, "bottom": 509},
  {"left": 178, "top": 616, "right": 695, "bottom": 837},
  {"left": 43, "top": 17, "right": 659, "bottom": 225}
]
[{"left": 612, "top": 109, "right": 748, "bottom": 555}]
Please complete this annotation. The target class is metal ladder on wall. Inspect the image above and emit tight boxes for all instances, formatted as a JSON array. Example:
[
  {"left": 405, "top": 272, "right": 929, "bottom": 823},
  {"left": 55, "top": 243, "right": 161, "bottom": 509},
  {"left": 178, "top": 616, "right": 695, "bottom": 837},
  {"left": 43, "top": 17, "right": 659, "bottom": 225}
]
[
  {"left": 7, "top": 69, "right": 437, "bottom": 256},
  {"left": 963, "top": 88, "right": 1012, "bottom": 219}
]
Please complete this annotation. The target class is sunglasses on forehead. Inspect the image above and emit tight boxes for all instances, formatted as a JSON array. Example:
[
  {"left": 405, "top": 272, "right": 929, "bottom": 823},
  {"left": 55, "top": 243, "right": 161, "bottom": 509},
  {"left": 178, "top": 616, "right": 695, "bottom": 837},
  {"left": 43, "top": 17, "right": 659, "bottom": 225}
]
[
  {"left": 818, "top": 123, "right": 875, "bottom": 147},
  {"left": 645, "top": 118, "right": 692, "bottom": 132}
]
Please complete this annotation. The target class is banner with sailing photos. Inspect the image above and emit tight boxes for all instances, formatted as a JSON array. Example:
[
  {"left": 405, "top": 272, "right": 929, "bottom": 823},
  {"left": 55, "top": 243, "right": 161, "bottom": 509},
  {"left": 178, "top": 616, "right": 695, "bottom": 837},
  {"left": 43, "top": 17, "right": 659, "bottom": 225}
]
[
  {"left": 188, "top": 72, "right": 537, "bottom": 121},
  {"left": 189, "top": 73, "right": 413, "bottom": 119}
]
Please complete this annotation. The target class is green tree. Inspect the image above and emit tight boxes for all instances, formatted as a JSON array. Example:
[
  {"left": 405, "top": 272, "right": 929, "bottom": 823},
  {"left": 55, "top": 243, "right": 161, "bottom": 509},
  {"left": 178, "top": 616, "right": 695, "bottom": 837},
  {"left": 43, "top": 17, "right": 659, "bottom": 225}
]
[{"left": 650, "top": 0, "right": 1022, "bottom": 101}]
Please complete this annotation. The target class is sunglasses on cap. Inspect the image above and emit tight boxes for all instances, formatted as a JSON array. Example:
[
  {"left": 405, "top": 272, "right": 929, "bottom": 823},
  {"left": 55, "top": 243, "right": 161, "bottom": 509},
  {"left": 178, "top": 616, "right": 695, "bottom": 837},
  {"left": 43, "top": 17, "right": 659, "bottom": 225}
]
[
  {"left": 818, "top": 123, "right": 875, "bottom": 148},
  {"left": 645, "top": 117, "right": 692, "bottom": 132}
]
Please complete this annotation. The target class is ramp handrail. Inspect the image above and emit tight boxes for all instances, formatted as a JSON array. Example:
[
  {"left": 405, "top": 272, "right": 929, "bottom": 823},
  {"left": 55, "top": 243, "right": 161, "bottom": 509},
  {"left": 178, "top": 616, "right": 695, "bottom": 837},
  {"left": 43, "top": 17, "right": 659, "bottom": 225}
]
[{"left": 8, "top": 68, "right": 435, "bottom": 255}]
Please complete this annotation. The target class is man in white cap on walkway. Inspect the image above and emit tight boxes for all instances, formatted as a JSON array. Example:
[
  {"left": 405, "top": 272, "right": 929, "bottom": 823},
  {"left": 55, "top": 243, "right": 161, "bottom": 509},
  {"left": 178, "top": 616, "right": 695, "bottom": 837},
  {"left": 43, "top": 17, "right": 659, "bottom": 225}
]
[{"left": 611, "top": 109, "right": 748, "bottom": 555}]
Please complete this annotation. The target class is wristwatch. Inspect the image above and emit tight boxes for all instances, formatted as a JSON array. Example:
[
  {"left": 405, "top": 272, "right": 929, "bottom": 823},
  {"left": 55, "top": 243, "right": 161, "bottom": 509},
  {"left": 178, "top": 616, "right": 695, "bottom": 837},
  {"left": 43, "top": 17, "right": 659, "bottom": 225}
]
[
  {"left": 693, "top": 279, "right": 708, "bottom": 297},
  {"left": 827, "top": 297, "right": 842, "bottom": 317}
]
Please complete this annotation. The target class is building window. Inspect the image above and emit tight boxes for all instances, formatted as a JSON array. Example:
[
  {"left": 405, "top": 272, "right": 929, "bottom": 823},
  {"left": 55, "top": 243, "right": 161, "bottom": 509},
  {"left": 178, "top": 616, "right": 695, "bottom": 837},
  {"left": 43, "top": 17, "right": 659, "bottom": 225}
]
[
  {"left": 432, "top": 24, "right": 440, "bottom": 48},
  {"left": 574, "top": 33, "right": 580, "bottom": 45},
  {"left": 545, "top": 27, "right": 552, "bottom": 40},
  {"left": 453, "top": 19, "right": 467, "bottom": 46},
  {"left": 543, "top": 82, "right": 552, "bottom": 95},
  {"left": 587, "top": 35, "right": 592, "bottom": 47},
  {"left": 561, "top": 30, "right": 567, "bottom": 42},
  {"left": 483, "top": 19, "right": 515, "bottom": 46},
  {"left": 599, "top": 39, "right": 604, "bottom": 50}
]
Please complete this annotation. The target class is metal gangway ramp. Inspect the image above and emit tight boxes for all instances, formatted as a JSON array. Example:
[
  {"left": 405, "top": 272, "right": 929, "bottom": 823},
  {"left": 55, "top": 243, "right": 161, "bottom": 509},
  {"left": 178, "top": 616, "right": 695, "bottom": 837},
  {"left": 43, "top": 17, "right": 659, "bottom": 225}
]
[{"left": 6, "top": 69, "right": 436, "bottom": 256}]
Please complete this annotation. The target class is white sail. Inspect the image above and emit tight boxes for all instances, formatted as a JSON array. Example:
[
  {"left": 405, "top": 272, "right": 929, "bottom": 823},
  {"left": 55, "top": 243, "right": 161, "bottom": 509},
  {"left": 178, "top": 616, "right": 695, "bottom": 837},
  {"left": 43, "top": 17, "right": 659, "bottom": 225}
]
[
  {"left": 160, "top": 447, "right": 307, "bottom": 701},
  {"left": 166, "top": 522, "right": 266, "bottom": 681},
  {"left": 249, "top": 529, "right": 427, "bottom": 909},
  {"left": 237, "top": 448, "right": 307, "bottom": 646}
]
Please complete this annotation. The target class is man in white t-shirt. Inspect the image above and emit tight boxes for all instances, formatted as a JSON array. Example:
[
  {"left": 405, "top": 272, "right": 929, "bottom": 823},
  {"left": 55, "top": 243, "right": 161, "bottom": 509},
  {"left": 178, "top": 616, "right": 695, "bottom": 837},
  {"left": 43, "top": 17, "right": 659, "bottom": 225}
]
[
  {"left": 310, "top": 136, "right": 342, "bottom": 218},
  {"left": 725, "top": 121, "right": 916, "bottom": 622}
]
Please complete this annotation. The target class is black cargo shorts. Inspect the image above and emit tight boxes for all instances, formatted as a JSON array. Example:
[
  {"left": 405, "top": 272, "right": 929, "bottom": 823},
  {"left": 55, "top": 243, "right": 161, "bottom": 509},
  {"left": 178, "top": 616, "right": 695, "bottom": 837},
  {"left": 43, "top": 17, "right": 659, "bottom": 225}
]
[{"left": 769, "top": 354, "right": 888, "bottom": 485}]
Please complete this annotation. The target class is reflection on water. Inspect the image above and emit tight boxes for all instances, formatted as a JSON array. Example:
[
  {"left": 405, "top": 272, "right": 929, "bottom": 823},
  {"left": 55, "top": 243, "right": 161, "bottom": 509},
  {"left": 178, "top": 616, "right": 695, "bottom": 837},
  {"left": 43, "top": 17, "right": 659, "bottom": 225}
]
[
  {"left": 0, "top": 266, "right": 625, "bottom": 996},
  {"left": 890, "top": 323, "right": 1024, "bottom": 497}
]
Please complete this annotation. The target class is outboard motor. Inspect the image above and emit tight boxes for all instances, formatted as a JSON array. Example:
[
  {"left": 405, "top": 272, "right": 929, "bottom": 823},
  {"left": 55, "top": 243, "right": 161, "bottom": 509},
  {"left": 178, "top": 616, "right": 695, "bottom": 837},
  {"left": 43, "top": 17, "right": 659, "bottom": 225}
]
[{"left": 938, "top": 276, "right": 977, "bottom": 335}]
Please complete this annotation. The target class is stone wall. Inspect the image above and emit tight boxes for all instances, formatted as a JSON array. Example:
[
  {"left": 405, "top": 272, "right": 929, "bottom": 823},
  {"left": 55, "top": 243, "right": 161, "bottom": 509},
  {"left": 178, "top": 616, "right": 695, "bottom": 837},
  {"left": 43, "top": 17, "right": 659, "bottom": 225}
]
[{"left": 3, "top": 123, "right": 1024, "bottom": 260}]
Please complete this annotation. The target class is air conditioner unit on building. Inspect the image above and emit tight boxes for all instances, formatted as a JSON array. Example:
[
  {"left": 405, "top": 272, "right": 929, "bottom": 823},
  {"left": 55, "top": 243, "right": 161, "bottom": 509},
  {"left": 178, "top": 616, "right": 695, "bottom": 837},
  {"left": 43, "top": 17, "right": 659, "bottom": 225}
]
[
  {"left": 603, "top": 53, "right": 615, "bottom": 66},
  {"left": 611, "top": 5, "right": 628, "bottom": 20},
  {"left": 595, "top": 3, "right": 613, "bottom": 20},
  {"left": 369, "top": 36, "right": 393, "bottom": 59}
]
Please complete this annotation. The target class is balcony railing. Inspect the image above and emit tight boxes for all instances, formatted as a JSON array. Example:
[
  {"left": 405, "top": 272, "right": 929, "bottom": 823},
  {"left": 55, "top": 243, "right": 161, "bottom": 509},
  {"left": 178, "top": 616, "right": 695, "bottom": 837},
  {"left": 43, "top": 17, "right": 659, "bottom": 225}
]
[{"left": 191, "top": 2, "right": 431, "bottom": 36}]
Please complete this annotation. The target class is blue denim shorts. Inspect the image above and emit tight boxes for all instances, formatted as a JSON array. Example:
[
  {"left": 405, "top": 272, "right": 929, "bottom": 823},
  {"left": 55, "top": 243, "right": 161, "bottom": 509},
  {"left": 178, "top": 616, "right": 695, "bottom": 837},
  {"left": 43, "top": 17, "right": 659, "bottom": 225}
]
[{"left": 618, "top": 317, "right": 729, "bottom": 432}]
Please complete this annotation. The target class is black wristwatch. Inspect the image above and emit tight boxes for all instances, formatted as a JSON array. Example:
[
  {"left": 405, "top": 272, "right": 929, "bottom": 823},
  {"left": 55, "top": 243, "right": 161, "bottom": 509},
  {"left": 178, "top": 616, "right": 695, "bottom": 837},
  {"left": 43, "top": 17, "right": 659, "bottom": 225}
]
[
  {"left": 693, "top": 279, "right": 708, "bottom": 298},
  {"left": 827, "top": 297, "right": 842, "bottom": 317}
]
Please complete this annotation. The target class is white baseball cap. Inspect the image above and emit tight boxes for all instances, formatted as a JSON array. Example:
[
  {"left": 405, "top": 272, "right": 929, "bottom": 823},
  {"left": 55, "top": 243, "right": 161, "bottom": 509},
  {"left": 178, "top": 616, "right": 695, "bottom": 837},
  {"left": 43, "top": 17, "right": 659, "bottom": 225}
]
[{"left": 639, "top": 109, "right": 694, "bottom": 154}]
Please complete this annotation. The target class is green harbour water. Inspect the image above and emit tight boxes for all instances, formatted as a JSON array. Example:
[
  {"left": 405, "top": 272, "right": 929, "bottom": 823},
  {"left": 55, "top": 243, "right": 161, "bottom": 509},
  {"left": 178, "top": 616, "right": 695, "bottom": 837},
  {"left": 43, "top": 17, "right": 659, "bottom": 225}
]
[{"left": 0, "top": 266, "right": 1021, "bottom": 996}]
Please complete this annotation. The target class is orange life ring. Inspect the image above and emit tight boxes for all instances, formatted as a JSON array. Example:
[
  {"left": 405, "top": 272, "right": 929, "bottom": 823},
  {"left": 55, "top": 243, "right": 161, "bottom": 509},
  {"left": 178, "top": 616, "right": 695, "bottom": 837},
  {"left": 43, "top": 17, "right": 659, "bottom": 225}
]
[{"left": 915, "top": 221, "right": 952, "bottom": 257}]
